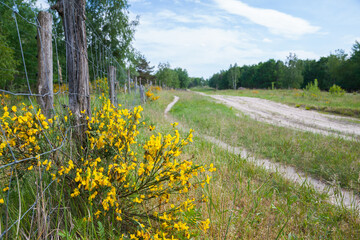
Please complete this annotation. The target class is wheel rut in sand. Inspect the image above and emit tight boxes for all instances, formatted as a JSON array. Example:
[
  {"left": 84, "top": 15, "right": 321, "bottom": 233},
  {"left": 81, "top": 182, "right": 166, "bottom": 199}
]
[
  {"left": 165, "top": 95, "right": 360, "bottom": 212},
  {"left": 195, "top": 92, "right": 360, "bottom": 141}
]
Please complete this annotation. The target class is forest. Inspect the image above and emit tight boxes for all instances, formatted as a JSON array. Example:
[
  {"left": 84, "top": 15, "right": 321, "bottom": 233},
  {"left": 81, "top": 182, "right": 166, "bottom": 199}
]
[{"left": 208, "top": 45, "right": 360, "bottom": 91}]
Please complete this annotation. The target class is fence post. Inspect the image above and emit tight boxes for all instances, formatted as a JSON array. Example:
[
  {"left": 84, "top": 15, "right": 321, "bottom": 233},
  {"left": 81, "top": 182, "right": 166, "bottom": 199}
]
[
  {"left": 37, "top": 11, "right": 53, "bottom": 117},
  {"left": 127, "top": 68, "right": 131, "bottom": 94},
  {"left": 52, "top": 0, "right": 91, "bottom": 142},
  {"left": 140, "top": 85, "right": 146, "bottom": 104},
  {"left": 108, "top": 66, "right": 117, "bottom": 106},
  {"left": 134, "top": 76, "right": 138, "bottom": 93}
]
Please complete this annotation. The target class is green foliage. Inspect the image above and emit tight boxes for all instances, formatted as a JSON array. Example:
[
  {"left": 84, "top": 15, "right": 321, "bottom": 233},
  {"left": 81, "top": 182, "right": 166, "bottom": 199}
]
[
  {"left": 135, "top": 53, "right": 155, "bottom": 84},
  {"left": 0, "top": 0, "right": 38, "bottom": 90},
  {"left": 188, "top": 77, "right": 206, "bottom": 88},
  {"left": 156, "top": 63, "right": 180, "bottom": 88},
  {"left": 280, "top": 53, "right": 303, "bottom": 89},
  {"left": 174, "top": 67, "right": 190, "bottom": 89},
  {"left": 304, "top": 79, "right": 320, "bottom": 94},
  {"left": 329, "top": 84, "right": 346, "bottom": 96},
  {"left": 208, "top": 41, "right": 360, "bottom": 92},
  {"left": 0, "top": 33, "right": 18, "bottom": 89},
  {"left": 229, "top": 63, "right": 241, "bottom": 89}
]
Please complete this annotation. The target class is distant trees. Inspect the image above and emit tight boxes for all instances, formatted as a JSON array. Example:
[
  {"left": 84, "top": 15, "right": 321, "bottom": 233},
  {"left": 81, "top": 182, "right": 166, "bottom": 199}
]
[
  {"left": 208, "top": 42, "right": 360, "bottom": 92},
  {"left": 135, "top": 54, "right": 155, "bottom": 85},
  {"left": 155, "top": 63, "right": 203, "bottom": 89},
  {"left": 341, "top": 41, "right": 360, "bottom": 91},
  {"left": 280, "top": 53, "right": 303, "bottom": 89},
  {"left": 174, "top": 68, "right": 190, "bottom": 89}
]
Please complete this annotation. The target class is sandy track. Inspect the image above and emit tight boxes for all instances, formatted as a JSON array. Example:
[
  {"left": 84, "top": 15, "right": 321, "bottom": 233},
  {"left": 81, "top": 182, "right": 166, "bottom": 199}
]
[
  {"left": 165, "top": 96, "right": 360, "bottom": 212},
  {"left": 197, "top": 92, "right": 360, "bottom": 140}
]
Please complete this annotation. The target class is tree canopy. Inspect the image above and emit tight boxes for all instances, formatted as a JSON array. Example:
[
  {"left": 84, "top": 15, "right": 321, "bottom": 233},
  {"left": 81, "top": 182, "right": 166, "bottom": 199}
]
[{"left": 208, "top": 42, "right": 360, "bottom": 92}]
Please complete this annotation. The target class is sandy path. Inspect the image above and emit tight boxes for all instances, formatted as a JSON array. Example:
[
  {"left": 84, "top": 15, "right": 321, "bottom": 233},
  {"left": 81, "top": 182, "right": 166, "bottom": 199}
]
[
  {"left": 165, "top": 96, "right": 360, "bottom": 212},
  {"left": 196, "top": 92, "right": 360, "bottom": 140}
]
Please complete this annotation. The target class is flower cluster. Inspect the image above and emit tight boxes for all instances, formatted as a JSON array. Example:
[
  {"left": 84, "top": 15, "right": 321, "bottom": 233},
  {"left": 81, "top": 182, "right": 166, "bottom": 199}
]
[
  {"left": 53, "top": 83, "right": 69, "bottom": 94},
  {"left": 0, "top": 104, "right": 57, "bottom": 164},
  {"left": 92, "top": 77, "right": 109, "bottom": 95},
  {"left": 0, "top": 96, "right": 214, "bottom": 239},
  {"left": 145, "top": 86, "right": 161, "bottom": 101}
]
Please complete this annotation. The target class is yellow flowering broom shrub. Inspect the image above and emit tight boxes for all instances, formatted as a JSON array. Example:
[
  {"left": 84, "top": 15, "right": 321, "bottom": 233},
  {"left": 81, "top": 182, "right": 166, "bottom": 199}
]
[
  {"left": 146, "top": 86, "right": 161, "bottom": 102},
  {"left": 92, "top": 77, "right": 109, "bottom": 95},
  {"left": 0, "top": 96, "right": 214, "bottom": 239}
]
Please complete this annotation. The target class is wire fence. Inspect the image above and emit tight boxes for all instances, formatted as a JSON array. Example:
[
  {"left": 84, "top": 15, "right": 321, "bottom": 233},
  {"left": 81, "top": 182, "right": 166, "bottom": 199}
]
[{"left": 0, "top": 1, "right": 146, "bottom": 238}]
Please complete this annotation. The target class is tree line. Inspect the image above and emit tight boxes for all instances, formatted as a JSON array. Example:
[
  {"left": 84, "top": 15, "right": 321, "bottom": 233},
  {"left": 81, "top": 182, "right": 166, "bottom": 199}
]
[
  {"left": 154, "top": 62, "right": 205, "bottom": 89},
  {"left": 208, "top": 42, "right": 360, "bottom": 92}
]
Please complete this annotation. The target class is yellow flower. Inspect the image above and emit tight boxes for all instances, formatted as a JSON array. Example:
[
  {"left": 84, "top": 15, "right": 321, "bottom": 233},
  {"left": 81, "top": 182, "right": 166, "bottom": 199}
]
[
  {"left": 11, "top": 106, "right": 17, "bottom": 112},
  {"left": 0, "top": 198, "right": 4, "bottom": 204},
  {"left": 209, "top": 163, "right": 216, "bottom": 172},
  {"left": 206, "top": 175, "right": 211, "bottom": 184},
  {"left": 28, "top": 165, "right": 33, "bottom": 171}
]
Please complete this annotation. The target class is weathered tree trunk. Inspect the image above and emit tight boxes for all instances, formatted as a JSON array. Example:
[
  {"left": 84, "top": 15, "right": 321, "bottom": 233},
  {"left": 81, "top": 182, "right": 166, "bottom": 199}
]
[
  {"left": 108, "top": 66, "right": 117, "bottom": 106},
  {"left": 52, "top": 0, "right": 91, "bottom": 141},
  {"left": 37, "top": 11, "right": 53, "bottom": 118},
  {"left": 134, "top": 75, "right": 138, "bottom": 93}
]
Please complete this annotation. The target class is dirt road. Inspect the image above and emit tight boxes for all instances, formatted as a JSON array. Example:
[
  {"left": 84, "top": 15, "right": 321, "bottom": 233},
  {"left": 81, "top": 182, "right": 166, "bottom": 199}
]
[
  {"left": 197, "top": 92, "right": 360, "bottom": 140},
  {"left": 166, "top": 96, "right": 360, "bottom": 212}
]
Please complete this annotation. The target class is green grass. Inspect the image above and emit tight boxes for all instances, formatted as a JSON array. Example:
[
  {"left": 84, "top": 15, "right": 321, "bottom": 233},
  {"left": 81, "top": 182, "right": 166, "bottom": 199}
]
[
  {"left": 142, "top": 91, "right": 360, "bottom": 239},
  {"left": 2, "top": 89, "right": 360, "bottom": 239},
  {"left": 192, "top": 87, "right": 360, "bottom": 118},
  {"left": 166, "top": 91, "right": 360, "bottom": 194}
]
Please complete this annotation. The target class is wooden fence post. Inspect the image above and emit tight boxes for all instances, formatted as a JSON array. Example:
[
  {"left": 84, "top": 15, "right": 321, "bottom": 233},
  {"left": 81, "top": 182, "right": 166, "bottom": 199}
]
[
  {"left": 108, "top": 66, "right": 117, "bottom": 106},
  {"left": 140, "top": 85, "right": 146, "bottom": 104},
  {"left": 37, "top": 11, "right": 53, "bottom": 117},
  {"left": 52, "top": 0, "right": 91, "bottom": 142},
  {"left": 127, "top": 68, "right": 131, "bottom": 94},
  {"left": 134, "top": 76, "right": 138, "bottom": 93}
]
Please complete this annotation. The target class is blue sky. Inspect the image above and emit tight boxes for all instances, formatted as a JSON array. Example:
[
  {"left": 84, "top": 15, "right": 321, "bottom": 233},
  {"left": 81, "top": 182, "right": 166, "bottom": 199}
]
[
  {"left": 36, "top": 0, "right": 360, "bottom": 79},
  {"left": 129, "top": 0, "right": 360, "bottom": 78}
]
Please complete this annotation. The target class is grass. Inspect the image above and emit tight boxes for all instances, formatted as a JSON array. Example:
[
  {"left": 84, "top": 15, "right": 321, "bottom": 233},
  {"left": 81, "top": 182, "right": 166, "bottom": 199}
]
[
  {"left": 165, "top": 91, "right": 360, "bottom": 194},
  {"left": 192, "top": 87, "right": 360, "bottom": 118},
  {"left": 2, "top": 88, "right": 360, "bottom": 239},
  {"left": 142, "top": 90, "right": 360, "bottom": 239}
]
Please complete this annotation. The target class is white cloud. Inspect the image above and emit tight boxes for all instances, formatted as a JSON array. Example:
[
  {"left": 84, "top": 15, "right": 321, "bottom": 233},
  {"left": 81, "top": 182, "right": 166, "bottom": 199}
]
[
  {"left": 134, "top": 23, "right": 264, "bottom": 77},
  {"left": 129, "top": 0, "right": 148, "bottom": 3},
  {"left": 157, "top": 10, "right": 193, "bottom": 23},
  {"left": 262, "top": 38, "right": 272, "bottom": 43},
  {"left": 213, "top": 0, "right": 320, "bottom": 38}
]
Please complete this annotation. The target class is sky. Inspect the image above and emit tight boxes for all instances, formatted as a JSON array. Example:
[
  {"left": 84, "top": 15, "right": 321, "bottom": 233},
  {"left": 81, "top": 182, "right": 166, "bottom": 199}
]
[{"left": 37, "top": 0, "right": 360, "bottom": 79}]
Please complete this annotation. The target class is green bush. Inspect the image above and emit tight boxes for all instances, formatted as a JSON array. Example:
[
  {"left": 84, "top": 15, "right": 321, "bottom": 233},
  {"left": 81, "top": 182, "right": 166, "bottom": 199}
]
[
  {"left": 304, "top": 79, "right": 320, "bottom": 95},
  {"left": 329, "top": 84, "right": 346, "bottom": 96}
]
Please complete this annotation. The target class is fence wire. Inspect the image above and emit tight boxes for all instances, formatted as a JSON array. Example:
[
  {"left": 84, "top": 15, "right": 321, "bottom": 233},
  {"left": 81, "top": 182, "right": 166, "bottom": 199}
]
[{"left": 0, "top": 1, "right": 143, "bottom": 238}]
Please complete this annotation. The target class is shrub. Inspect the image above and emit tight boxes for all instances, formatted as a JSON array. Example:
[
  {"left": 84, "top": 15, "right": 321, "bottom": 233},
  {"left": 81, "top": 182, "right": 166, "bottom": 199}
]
[
  {"left": 329, "top": 84, "right": 346, "bottom": 96},
  {"left": 146, "top": 86, "right": 161, "bottom": 101},
  {"left": 0, "top": 97, "right": 213, "bottom": 239},
  {"left": 304, "top": 79, "right": 320, "bottom": 95}
]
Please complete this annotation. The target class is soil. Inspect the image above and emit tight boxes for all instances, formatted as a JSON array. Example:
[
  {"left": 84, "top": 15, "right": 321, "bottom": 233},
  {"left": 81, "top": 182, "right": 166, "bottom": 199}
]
[{"left": 196, "top": 92, "right": 360, "bottom": 141}]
